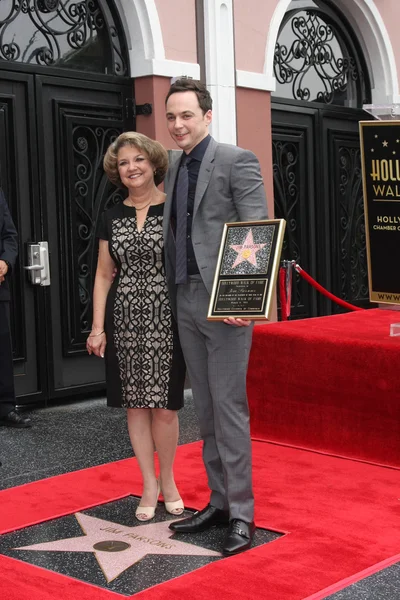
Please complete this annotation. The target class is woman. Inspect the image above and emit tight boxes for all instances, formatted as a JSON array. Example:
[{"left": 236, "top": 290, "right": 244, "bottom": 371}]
[{"left": 86, "top": 132, "right": 185, "bottom": 521}]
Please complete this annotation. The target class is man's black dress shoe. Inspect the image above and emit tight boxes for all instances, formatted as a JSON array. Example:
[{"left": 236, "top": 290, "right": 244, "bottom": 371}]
[
  {"left": 169, "top": 504, "right": 230, "bottom": 533},
  {"left": 0, "top": 410, "right": 31, "bottom": 428},
  {"left": 222, "top": 519, "right": 255, "bottom": 556}
]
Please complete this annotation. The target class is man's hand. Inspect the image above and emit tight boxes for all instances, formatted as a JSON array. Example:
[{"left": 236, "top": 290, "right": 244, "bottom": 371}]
[
  {"left": 0, "top": 260, "right": 8, "bottom": 278},
  {"left": 223, "top": 317, "right": 252, "bottom": 327}
]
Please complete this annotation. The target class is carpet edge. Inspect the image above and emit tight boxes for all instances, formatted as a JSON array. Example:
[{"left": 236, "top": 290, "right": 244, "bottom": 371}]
[
  {"left": 250, "top": 437, "right": 400, "bottom": 471},
  {"left": 301, "top": 552, "right": 400, "bottom": 600}
]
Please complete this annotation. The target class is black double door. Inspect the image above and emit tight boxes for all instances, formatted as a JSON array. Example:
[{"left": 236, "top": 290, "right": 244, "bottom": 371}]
[
  {"left": 0, "top": 69, "right": 133, "bottom": 405},
  {"left": 272, "top": 100, "right": 373, "bottom": 320}
]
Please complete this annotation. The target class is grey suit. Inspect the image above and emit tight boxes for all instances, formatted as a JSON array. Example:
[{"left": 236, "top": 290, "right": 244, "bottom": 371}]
[{"left": 164, "top": 137, "right": 268, "bottom": 521}]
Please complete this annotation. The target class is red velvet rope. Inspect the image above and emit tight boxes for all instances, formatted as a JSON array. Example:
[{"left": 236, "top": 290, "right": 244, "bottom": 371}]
[
  {"left": 279, "top": 267, "right": 288, "bottom": 321},
  {"left": 294, "top": 264, "right": 364, "bottom": 312}
]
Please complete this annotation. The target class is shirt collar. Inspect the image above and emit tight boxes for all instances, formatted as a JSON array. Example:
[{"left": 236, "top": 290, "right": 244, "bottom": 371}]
[{"left": 185, "top": 134, "right": 211, "bottom": 163}]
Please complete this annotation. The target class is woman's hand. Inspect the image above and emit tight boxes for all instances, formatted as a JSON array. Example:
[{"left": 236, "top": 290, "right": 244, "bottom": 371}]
[
  {"left": 89, "top": 240, "right": 114, "bottom": 358},
  {"left": 86, "top": 330, "right": 106, "bottom": 358}
]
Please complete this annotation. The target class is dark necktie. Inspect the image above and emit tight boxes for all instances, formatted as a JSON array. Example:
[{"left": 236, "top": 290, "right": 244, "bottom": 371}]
[{"left": 175, "top": 155, "right": 190, "bottom": 284}]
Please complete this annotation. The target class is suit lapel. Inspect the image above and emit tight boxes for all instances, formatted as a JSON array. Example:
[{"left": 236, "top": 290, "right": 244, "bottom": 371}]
[
  {"left": 193, "top": 137, "right": 217, "bottom": 220},
  {"left": 163, "top": 152, "right": 182, "bottom": 243}
]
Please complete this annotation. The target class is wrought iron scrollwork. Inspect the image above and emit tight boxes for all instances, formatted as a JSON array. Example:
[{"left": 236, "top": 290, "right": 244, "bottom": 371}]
[
  {"left": 0, "top": 0, "right": 127, "bottom": 75},
  {"left": 37, "top": 0, "right": 60, "bottom": 13},
  {"left": 272, "top": 139, "right": 303, "bottom": 311},
  {"left": 274, "top": 10, "right": 361, "bottom": 105},
  {"left": 72, "top": 125, "right": 123, "bottom": 333},
  {"left": 337, "top": 146, "right": 368, "bottom": 303}
]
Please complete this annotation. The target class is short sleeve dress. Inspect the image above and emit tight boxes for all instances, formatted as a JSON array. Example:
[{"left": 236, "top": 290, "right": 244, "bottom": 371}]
[{"left": 98, "top": 202, "right": 185, "bottom": 410}]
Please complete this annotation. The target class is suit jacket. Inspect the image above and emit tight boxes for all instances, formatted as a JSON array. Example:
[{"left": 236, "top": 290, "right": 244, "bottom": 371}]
[
  {"left": 0, "top": 189, "right": 18, "bottom": 302},
  {"left": 163, "top": 137, "right": 269, "bottom": 314}
]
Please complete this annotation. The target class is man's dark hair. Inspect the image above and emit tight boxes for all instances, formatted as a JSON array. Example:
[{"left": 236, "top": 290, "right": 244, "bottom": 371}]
[{"left": 165, "top": 78, "right": 212, "bottom": 114}]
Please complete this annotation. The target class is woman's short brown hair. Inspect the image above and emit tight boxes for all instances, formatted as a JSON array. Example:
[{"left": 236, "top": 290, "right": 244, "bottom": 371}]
[{"left": 103, "top": 132, "right": 168, "bottom": 187}]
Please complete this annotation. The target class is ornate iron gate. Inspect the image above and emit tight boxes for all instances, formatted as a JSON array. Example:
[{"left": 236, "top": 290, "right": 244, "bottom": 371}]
[{"left": 272, "top": 2, "right": 373, "bottom": 319}]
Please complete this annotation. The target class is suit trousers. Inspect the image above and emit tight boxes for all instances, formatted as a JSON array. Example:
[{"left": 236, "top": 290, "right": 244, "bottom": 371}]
[
  {"left": 177, "top": 275, "right": 254, "bottom": 522},
  {"left": 0, "top": 302, "right": 16, "bottom": 417}
]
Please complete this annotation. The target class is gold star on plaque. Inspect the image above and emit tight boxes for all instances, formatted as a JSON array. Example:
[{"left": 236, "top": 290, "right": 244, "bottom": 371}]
[
  {"left": 383, "top": 140, "right": 389, "bottom": 147},
  {"left": 397, "top": 139, "right": 400, "bottom": 143},
  {"left": 393, "top": 151, "right": 396, "bottom": 155},
  {"left": 371, "top": 148, "right": 374, "bottom": 152},
  {"left": 375, "top": 135, "right": 378, "bottom": 138}
]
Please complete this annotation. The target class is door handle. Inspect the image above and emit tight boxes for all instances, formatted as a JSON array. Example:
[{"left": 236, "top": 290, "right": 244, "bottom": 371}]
[
  {"left": 24, "top": 265, "right": 44, "bottom": 271},
  {"left": 24, "top": 242, "right": 51, "bottom": 286}
]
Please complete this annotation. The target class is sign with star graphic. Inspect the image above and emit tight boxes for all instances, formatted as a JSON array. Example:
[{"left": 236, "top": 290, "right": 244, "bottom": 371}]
[
  {"left": 208, "top": 219, "right": 286, "bottom": 320},
  {"left": 360, "top": 120, "right": 400, "bottom": 303}
]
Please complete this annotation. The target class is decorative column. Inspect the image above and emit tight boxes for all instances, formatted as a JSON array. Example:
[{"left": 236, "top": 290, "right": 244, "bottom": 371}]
[{"left": 203, "top": 0, "right": 237, "bottom": 144}]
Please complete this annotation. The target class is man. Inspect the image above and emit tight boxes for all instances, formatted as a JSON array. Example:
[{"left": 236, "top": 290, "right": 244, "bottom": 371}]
[
  {"left": 0, "top": 189, "right": 31, "bottom": 429},
  {"left": 163, "top": 78, "right": 268, "bottom": 555}
]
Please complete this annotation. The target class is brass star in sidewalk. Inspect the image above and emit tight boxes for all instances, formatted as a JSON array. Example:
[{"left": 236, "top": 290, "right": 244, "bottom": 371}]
[{"left": 15, "top": 513, "right": 219, "bottom": 583}]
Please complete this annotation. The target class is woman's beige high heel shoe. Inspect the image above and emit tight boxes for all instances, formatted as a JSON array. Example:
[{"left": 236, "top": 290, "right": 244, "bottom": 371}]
[
  {"left": 135, "top": 480, "right": 161, "bottom": 521},
  {"left": 161, "top": 484, "right": 185, "bottom": 515},
  {"left": 165, "top": 498, "right": 185, "bottom": 516}
]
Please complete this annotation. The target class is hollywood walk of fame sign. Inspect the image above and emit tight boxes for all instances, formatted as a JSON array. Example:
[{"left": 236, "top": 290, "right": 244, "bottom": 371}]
[
  {"left": 208, "top": 220, "right": 286, "bottom": 320},
  {"left": 359, "top": 120, "right": 400, "bottom": 304},
  {"left": 14, "top": 512, "right": 220, "bottom": 583}
]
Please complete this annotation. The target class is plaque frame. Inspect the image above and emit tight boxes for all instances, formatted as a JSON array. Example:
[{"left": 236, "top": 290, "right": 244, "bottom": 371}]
[{"left": 207, "top": 219, "right": 286, "bottom": 320}]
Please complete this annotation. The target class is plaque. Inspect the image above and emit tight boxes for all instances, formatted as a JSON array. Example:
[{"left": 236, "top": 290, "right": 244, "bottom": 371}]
[
  {"left": 360, "top": 120, "right": 400, "bottom": 304},
  {"left": 207, "top": 219, "right": 286, "bottom": 320}
]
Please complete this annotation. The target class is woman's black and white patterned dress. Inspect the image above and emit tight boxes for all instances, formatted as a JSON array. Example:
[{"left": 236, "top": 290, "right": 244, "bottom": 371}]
[{"left": 98, "top": 202, "right": 185, "bottom": 410}]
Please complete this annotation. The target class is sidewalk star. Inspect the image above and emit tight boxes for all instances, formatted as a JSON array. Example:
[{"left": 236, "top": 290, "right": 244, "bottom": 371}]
[{"left": 15, "top": 513, "right": 220, "bottom": 582}]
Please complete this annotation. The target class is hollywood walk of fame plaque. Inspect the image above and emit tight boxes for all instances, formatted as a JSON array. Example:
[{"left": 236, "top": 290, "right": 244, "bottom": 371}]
[
  {"left": 359, "top": 119, "right": 400, "bottom": 304},
  {"left": 208, "top": 219, "right": 286, "bottom": 320}
]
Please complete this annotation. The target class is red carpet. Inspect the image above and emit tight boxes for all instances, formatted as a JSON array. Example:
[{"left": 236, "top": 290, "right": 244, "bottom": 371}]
[
  {"left": 248, "top": 308, "right": 400, "bottom": 467},
  {"left": 1, "top": 440, "right": 399, "bottom": 600}
]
